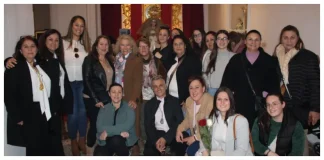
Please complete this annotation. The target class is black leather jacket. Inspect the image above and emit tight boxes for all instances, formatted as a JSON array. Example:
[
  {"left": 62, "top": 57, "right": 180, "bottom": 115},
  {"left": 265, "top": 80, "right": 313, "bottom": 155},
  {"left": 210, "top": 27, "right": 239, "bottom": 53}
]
[{"left": 82, "top": 55, "right": 115, "bottom": 105}]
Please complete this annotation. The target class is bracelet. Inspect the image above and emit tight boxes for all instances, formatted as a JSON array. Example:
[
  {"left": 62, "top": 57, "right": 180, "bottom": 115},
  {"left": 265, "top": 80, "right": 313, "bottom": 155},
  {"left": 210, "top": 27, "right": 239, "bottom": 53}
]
[{"left": 265, "top": 149, "right": 271, "bottom": 156}]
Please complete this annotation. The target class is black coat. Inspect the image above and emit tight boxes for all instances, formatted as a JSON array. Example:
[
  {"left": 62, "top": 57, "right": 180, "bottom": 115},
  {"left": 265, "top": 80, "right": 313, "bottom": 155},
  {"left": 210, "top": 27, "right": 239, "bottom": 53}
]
[
  {"left": 153, "top": 44, "right": 176, "bottom": 72},
  {"left": 82, "top": 55, "right": 115, "bottom": 105},
  {"left": 144, "top": 95, "right": 184, "bottom": 144},
  {"left": 276, "top": 49, "right": 320, "bottom": 128},
  {"left": 221, "top": 48, "right": 280, "bottom": 129},
  {"left": 169, "top": 53, "right": 202, "bottom": 104},
  {"left": 39, "top": 56, "right": 73, "bottom": 115}
]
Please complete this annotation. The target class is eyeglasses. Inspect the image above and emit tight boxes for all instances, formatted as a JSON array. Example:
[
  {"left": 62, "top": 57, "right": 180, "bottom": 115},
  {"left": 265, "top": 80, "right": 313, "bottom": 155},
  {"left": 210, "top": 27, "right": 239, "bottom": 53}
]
[
  {"left": 216, "top": 37, "right": 228, "bottom": 41},
  {"left": 74, "top": 48, "right": 79, "bottom": 58}
]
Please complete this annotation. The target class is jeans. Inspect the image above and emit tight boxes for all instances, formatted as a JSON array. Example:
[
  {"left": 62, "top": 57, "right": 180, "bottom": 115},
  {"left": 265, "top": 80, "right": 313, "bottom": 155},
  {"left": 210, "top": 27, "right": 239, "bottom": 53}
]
[
  {"left": 207, "top": 88, "right": 218, "bottom": 97},
  {"left": 67, "top": 81, "right": 87, "bottom": 140}
]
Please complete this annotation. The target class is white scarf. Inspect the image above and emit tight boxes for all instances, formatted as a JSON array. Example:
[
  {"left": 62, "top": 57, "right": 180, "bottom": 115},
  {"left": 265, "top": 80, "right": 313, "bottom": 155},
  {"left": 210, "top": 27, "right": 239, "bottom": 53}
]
[
  {"left": 27, "top": 62, "right": 52, "bottom": 121},
  {"left": 275, "top": 44, "right": 299, "bottom": 84}
]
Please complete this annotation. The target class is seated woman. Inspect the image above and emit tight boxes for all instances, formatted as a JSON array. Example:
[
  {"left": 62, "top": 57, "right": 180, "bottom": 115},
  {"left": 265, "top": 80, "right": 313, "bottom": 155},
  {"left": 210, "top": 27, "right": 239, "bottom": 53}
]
[
  {"left": 94, "top": 83, "right": 137, "bottom": 156},
  {"left": 197, "top": 87, "right": 253, "bottom": 156},
  {"left": 251, "top": 93, "right": 305, "bottom": 156},
  {"left": 176, "top": 76, "right": 213, "bottom": 155}
]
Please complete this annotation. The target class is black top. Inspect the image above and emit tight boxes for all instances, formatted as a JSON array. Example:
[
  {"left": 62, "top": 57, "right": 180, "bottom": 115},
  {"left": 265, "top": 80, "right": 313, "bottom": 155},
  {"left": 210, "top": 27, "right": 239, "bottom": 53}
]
[
  {"left": 275, "top": 49, "right": 320, "bottom": 128},
  {"left": 221, "top": 47, "right": 280, "bottom": 129},
  {"left": 144, "top": 94, "right": 184, "bottom": 144},
  {"left": 82, "top": 55, "right": 115, "bottom": 105},
  {"left": 153, "top": 44, "right": 175, "bottom": 72}
]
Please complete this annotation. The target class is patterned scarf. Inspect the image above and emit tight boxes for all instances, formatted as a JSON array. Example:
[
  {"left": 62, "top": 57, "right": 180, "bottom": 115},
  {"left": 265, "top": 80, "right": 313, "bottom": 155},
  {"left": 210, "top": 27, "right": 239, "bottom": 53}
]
[
  {"left": 114, "top": 52, "right": 129, "bottom": 87},
  {"left": 275, "top": 44, "right": 299, "bottom": 84},
  {"left": 143, "top": 54, "right": 157, "bottom": 88}
]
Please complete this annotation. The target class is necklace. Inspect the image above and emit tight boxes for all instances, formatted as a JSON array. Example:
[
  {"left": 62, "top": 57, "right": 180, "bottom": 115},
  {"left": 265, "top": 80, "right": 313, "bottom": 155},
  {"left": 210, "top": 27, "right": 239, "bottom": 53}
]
[{"left": 29, "top": 62, "right": 44, "bottom": 91}]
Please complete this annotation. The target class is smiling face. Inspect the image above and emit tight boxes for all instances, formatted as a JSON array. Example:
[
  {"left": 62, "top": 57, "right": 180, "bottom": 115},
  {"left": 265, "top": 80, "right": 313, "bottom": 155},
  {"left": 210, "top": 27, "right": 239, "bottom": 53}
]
[
  {"left": 72, "top": 18, "right": 85, "bottom": 39},
  {"left": 266, "top": 95, "right": 285, "bottom": 118},
  {"left": 138, "top": 41, "right": 149, "bottom": 57},
  {"left": 193, "top": 30, "right": 202, "bottom": 44},
  {"left": 158, "top": 29, "right": 169, "bottom": 44},
  {"left": 152, "top": 79, "right": 167, "bottom": 98},
  {"left": 245, "top": 32, "right": 261, "bottom": 52},
  {"left": 97, "top": 37, "right": 109, "bottom": 56},
  {"left": 45, "top": 33, "right": 59, "bottom": 53},
  {"left": 189, "top": 80, "right": 205, "bottom": 104},
  {"left": 21, "top": 39, "right": 38, "bottom": 61},
  {"left": 281, "top": 30, "right": 298, "bottom": 52},
  {"left": 206, "top": 34, "right": 215, "bottom": 50},
  {"left": 120, "top": 39, "right": 132, "bottom": 55},
  {"left": 109, "top": 86, "right": 123, "bottom": 104},
  {"left": 216, "top": 91, "right": 230, "bottom": 114},
  {"left": 216, "top": 33, "right": 229, "bottom": 50}
]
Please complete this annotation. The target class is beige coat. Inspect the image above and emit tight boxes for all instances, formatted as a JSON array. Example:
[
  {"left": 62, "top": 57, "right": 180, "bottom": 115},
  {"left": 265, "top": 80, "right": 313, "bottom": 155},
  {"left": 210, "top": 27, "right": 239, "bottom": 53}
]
[{"left": 177, "top": 93, "right": 214, "bottom": 140}]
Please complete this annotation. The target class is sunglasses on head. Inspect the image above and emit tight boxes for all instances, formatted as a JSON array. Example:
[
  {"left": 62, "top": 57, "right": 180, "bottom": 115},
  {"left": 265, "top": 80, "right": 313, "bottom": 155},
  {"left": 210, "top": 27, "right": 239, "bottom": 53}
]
[{"left": 74, "top": 48, "right": 79, "bottom": 58}]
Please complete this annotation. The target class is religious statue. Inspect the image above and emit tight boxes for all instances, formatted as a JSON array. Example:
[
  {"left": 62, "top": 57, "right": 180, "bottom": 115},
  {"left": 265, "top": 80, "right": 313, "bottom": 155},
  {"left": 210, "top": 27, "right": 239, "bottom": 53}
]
[{"left": 137, "top": 17, "right": 164, "bottom": 52}]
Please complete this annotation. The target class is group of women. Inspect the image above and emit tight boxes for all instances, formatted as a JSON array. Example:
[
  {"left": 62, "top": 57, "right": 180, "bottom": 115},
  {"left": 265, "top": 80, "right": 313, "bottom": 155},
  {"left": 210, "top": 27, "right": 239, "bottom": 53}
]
[{"left": 4, "top": 14, "right": 319, "bottom": 156}]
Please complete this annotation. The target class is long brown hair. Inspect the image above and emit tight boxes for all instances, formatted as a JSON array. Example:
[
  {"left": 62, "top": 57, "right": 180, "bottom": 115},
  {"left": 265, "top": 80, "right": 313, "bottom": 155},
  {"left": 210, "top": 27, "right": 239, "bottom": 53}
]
[
  {"left": 63, "top": 15, "right": 91, "bottom": 53},
  {"left": 90, "top": 35, "right": 113, "bottom": 62},
  {"left": 205, "top": 30, "right": 232, "bottom": 75},
  {"left": 209, "top": 86, "right": 236, "bottom": 126}
]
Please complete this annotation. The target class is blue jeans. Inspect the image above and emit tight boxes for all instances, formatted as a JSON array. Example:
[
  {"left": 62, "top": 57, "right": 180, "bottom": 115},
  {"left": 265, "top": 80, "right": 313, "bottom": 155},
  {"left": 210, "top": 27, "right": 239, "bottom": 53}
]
[
  {"left": 67, "top": 81, "right": 87, "bottom": 140},
  {"left": 207, "top": 88, "right": 218, "bottom": 97}
]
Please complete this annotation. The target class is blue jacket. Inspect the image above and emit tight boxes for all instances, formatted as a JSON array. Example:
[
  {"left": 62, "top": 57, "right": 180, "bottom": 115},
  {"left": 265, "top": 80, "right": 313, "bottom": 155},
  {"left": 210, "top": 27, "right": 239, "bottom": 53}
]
[{"left": 96, "top": 100, "right": 137, "bottom": 146}]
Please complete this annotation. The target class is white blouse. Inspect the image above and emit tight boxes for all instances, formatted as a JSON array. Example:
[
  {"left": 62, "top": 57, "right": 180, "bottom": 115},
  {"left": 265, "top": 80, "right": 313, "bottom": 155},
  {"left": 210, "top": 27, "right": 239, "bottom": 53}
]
[
  {"left": 27, "top": 62, "right": 52, "bottom": 121},
  {"left": 167, "top": 57, "right": 179, "bottom": 98},
  {"left": 63, "top": 39, "right": 87, "bottom": 82},
  {"left": 212, "top": 115, "right": 227, "bottom": 151},
  {"left": 54, "top": 53, "right": 65, "bottom": 98}
]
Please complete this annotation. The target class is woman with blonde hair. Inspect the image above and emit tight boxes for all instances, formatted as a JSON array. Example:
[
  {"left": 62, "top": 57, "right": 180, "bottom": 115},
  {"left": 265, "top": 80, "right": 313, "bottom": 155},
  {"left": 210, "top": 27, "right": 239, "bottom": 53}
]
[{"left": 114, "top": 34, "right": 143, "bottom": 155}]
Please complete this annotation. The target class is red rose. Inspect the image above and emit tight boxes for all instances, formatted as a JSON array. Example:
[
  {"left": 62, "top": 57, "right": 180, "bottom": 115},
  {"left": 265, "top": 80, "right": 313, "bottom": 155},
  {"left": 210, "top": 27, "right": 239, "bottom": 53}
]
[{"left": 198, "top": 119, "right": 206, "bottom": 126}]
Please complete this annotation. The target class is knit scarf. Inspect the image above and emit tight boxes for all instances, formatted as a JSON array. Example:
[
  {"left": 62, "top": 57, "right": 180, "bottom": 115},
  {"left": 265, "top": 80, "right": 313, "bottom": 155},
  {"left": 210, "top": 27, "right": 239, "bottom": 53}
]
[
  {"left": 275, "top": 44, "right": 299, "bottom": 84},
  {"left": 143, "top": 54, "right": 157, "bottom": 88}
]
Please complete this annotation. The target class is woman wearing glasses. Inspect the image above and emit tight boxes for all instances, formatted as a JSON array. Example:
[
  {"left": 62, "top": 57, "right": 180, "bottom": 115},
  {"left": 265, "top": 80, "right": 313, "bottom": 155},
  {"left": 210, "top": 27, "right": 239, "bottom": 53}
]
[
  {"left": 62, "top": 15, "right": 91, "bottom": 155},
  {"left": 221, "top": 30, "right": 280, "bottom": 130},
  {"left": 202, "top": 30, "right": 234, "bottom": 96},
  {"left": 251, "top": 93, "right": 304, "bottom": 156},
  {"left": 190, "top": 28, "right": 206, "bottom": 60}
]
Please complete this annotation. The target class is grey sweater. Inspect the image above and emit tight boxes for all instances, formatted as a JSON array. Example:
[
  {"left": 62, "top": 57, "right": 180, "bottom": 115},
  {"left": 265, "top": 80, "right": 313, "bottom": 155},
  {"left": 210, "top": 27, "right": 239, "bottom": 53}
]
[{"left": 202, "top": 49, "right": 234, "bottom": 88}]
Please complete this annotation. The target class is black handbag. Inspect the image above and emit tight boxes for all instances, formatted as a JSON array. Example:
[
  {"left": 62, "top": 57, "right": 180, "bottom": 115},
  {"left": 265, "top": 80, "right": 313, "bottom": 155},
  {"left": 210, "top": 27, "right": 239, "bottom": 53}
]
[{"left": 241, "top": 56, "right": 265, "bottom": 111}]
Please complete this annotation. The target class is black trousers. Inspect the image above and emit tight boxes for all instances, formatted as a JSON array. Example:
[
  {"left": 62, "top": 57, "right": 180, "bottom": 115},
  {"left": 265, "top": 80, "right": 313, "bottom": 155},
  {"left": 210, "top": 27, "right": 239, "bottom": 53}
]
[
  {"left": 144, "top": 130, "right": 188, "bottom": 156},
  {"left": 84, "top": 97, "right": 100, "bottom": 147},
  {"left": 25, "top": 102, "right": 64, "bottom": 156},
  {"left": 93, "top": 135, "right": 130, "bottom": 156}
]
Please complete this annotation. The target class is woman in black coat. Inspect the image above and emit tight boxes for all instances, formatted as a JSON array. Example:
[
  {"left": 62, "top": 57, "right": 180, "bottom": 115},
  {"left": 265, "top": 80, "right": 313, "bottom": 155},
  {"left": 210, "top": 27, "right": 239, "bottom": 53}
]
[
  {"left": 82, "top": 35, "right": 115, "bottom": 148},
  {"left": 167, "top": 35, "right": 202, "bottom": 105},
  {"left": 221, "top": 30, "right": 280, "bottom": 130},
  {"left": 4, "top": 35, "right": 67, "bottom": 156}
]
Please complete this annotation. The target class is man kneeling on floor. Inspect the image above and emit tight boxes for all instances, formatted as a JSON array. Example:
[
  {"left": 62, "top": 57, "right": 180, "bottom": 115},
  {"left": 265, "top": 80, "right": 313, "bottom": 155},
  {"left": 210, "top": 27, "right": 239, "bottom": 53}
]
[{"left": 144, "top": 75, "right": 188, "bottom": 156}]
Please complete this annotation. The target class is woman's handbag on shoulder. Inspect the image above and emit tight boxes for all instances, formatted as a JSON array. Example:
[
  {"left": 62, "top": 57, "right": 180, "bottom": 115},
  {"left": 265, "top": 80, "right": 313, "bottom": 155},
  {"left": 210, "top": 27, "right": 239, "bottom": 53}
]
[{"left": 233, "top": 114, "right": 254, "bottom": 153}]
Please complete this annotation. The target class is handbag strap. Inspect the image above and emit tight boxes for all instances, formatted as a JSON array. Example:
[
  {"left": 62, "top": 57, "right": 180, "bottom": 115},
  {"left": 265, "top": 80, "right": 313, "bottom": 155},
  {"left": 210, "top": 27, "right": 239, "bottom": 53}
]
[
  {"left": 241, "top": 55, "right": 256, "bottom": 96},
  {"left": 233, "top": 114, "right": 255, "bottom": 153},
  {"left": 167, "top": 55, "right": 186, "bottom": 88},
  {"left": 275, "top": 60, "right": 292, "bottom": 99}
]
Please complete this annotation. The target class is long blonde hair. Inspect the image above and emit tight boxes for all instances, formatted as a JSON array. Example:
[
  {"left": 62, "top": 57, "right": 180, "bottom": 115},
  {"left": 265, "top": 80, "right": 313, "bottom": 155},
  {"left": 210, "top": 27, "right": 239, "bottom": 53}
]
[
  {"left": 63, "top": 15, "right": 91, "bottom": 53},
  {"left": 114, "top": 34, "right": 138, "bottom": 55}
]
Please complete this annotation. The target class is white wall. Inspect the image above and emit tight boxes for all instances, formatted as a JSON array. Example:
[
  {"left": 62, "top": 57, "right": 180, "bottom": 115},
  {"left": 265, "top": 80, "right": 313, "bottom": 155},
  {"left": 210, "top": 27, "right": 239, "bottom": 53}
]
[
  {"left": 247, "top": 4, "right": 320, "bottom": 55},
  {"left": 50, "top": 4, "right": 100, "bottom": 43},
  {"left": 4, "top": 4, "right": 35, "bottom": 156}
]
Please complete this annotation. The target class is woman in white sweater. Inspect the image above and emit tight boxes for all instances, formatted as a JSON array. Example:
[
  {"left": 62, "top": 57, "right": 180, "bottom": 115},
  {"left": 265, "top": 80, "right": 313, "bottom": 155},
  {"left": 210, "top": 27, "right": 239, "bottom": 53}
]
[
  {"left": 197, "top": 87, "right": 253, "bottom": 156},
  {"left": 202, "top": 30, "right": 234, "bottom": 96}
]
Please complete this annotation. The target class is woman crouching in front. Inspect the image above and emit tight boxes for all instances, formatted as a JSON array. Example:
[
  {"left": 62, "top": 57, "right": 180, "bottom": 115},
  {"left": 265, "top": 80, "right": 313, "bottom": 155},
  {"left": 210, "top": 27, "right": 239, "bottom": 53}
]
[{"left": 94, "top": 83, "right": 137, "bottom": 156}]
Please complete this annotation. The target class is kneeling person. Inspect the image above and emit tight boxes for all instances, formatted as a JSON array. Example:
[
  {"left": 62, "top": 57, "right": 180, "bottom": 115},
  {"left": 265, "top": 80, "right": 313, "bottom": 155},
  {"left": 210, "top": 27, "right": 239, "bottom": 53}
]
[
  {"left": 94, "top": 83, "right": 138, "bottom": 156},
  {"left": 144, "top": 75, "right": 188, "bottom": 156}
]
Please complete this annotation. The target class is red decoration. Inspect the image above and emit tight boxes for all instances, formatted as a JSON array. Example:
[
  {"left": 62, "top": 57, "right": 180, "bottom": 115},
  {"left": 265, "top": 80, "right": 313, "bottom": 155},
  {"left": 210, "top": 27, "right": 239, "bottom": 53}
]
[{"left": 198, "top": 119, "right": 206, "bottom": 126}]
